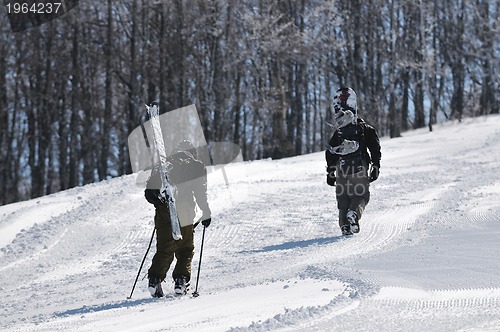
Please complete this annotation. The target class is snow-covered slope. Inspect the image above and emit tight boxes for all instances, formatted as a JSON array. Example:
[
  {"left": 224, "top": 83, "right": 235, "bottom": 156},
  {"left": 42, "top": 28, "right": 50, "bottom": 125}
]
[{"left": 1, "top": 115, "right": 500, "bottom": 332}]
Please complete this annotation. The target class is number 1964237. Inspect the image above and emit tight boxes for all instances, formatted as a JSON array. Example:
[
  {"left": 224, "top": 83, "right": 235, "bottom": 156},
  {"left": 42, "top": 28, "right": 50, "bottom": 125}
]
[{"left": 6, "top": 2, "right": 63, "bottom": 14}]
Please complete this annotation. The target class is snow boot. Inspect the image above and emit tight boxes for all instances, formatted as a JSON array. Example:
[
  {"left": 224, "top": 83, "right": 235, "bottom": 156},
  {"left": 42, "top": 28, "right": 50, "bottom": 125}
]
[
  {"left": 341, "top": 225, "right": 353, "bottom": 236},
  {"left": 174, "top": 276, "right": 189, "bottom": 295},
  {"left": 347, "top": 210, "right": 359, "bottom": 233},
  {"left": 148, "top": 276, "right": 164, "bottom": 298}
]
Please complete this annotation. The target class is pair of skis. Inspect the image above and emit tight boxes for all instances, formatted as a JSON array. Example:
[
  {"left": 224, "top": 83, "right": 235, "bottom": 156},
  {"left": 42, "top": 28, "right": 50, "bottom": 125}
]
[{"left": 145, "top": 102, "right": 182, "bottom": 240}]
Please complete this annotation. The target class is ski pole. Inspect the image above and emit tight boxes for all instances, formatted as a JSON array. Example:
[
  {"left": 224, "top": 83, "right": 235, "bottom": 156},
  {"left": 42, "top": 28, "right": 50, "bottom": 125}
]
[
  {"left": 127, "top": 227, "right": 156, "bottom": 299},
  {"left": 192, "top": 224, "right": 207, "bottom": 298}
]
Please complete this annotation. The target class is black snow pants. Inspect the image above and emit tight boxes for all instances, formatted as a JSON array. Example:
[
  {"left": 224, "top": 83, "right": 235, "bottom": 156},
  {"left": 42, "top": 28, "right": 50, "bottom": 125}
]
[{"left": 336, "top": 167, "right": 370, "bottom": 229}]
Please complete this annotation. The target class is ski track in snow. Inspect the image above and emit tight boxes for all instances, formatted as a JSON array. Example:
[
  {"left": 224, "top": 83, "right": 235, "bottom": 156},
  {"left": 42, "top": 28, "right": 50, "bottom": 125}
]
[{"left": 1, "top": 115, "right": 500, "bottom": 331}]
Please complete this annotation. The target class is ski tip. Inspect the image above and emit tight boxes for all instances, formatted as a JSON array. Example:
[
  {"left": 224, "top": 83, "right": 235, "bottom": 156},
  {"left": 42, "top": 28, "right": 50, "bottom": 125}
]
[{"left": 145, "top": 101, "right": 159, "bottom": 110}]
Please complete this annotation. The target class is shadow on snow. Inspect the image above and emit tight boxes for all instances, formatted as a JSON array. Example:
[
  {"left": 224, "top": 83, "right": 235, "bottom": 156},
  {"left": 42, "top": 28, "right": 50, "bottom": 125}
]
[
  {"left": 241, "top": 236, "right": 344, "bottom": 253},
  {"left": 54, "top": 295, "right": 178, "bottom": 318}
]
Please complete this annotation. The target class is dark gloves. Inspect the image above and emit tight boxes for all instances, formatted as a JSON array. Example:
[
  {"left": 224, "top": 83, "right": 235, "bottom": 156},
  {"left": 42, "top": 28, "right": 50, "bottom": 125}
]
[
  {"left": 326, "top": 166, "right": 336, "bottom": 186},
  {"left": 201, "top": 207, "right": 212, "bottom": 227},
  {"left": 202, "top": 218, "right": 211, "bottom": 227},
  {"left": 369, "top": 165, "right": 380, "bottom": 182},
  {"left": 327, "top": 174, "right": 336, "bottom": 186}
]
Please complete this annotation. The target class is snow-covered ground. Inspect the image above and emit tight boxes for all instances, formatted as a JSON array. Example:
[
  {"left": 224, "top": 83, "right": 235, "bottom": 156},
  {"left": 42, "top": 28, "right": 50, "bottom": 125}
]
[{"left": 1, "top": 115, "right": 500, "bottom": 332}]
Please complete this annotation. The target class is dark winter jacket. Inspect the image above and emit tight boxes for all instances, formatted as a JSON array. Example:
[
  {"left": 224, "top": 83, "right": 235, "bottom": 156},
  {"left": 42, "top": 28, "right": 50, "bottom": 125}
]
[
  {"left": 145, "top": 150, "right": 211, "bottom": 223},
  {"left": 325, "top": 118, "right": 381, "bottom": 170}
]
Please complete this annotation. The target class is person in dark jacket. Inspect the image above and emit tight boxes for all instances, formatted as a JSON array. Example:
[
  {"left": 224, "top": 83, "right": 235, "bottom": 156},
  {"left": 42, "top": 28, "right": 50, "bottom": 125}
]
[
  {"left": 145, "top": 140, "right": 211, "bottom": 296},
  {"left": 325, "top": 87, "right": 381, "bottom": 236}
]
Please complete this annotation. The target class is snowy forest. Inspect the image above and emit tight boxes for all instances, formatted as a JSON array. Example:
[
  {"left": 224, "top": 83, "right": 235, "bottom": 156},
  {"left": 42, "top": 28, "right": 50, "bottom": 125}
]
[{"left": 0, "top": 0, "right": 498, "bottom": 205}]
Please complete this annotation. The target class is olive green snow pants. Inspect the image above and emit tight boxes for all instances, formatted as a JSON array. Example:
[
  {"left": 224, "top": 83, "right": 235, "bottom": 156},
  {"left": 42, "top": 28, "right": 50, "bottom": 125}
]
[
  {"left": 336, "top": 168, "right": 370, "bottom": 228},
  {"left": 148, "top": 204, "right": 194, "bottom": 282}
]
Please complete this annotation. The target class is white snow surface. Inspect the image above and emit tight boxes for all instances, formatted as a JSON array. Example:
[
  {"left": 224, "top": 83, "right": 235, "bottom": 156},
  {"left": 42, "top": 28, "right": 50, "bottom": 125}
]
[{"left": 1, "top": 115, "right": 500, "bottom": 332}]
